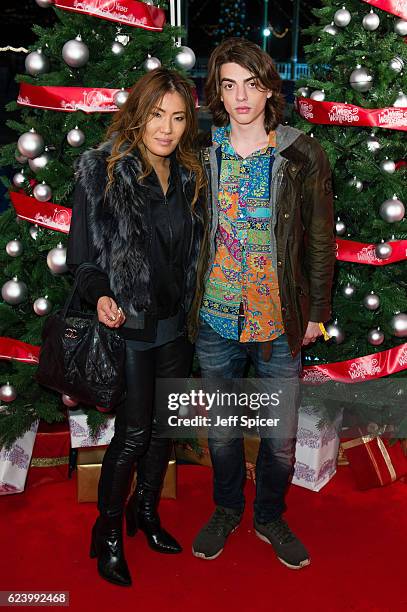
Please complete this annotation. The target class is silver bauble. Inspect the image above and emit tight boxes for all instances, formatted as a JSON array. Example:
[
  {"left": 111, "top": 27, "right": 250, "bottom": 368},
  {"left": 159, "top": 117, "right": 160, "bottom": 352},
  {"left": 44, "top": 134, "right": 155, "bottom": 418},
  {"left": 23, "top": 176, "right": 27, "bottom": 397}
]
[
  {"left": 15, "top": 151, "right": 27, "bottom": 164},
  {"left": 62, "top": 35, "right": 89, "bottom": 68},
  {"left": 323, "top": 22, "right": 338, "bottom": 35},
  {"left": 62, "top": 394, "right": 79, "bottom": 408},
  {"left": 390, "top": 313, "right": 407, "bottom": 337},
  {"left": 335, "top": 218, "right": 346, "bottom": 236},
  {"left": 393, "top": 91, "right": 407, "bottom": 108},
  {"left": 297, "top": 86, "right": 310, "bottom": 97},
  {"left": 47, "top": 243, "right": 68, "bottom": 274},
  {"left": 348, "top": 176, "right": 363, "bottom": 192},
  {"left": 366, "top": 134, "right": 380, "bottom": 153},
  {"left": 28, "top": 148, "right": 51, "bottom": 173},
  {"left": 394, "top": 19, "right": 407, "bottom": 37},
  {"left": 25, "top": 49, "right": 49, "bottom": 76},
  {"left": 363, "top": 292, "right": 380, "bottom": 310},
  {"left": 342, "top": 283, "right": 356, "bottom": 298},
  {"left": 389, "top": 56, "right": 404, "bottom": 74},
  {"left": 33, "top": 296, "right": 52, "bottom": 316},
  {"left": 6, "top": 239, "right": 23, "bottom": 258},
  {"left": 1, "top": 276, "right": 28, "bottom": 305},
  {"left": 33, "top": 182, "right": 52, "bottom": 202},
  {"left": 29, "top": 225, "right": 40, "bottom": 240},
  {"left": 367, "top": 328, "right": 384, "bottom": 346},
  {"left": 310, "top": 89, "right": 325, "bottom": 102},
  {"left": 379, "top": 196, "right": 405, "bottom": 223},
  {"left": 362, "top": 10, "right": 380, "bottom": 31},
  {"left": 113, "top": 89, "right": 129, "bottom": 108},
  {"left": 375, "top": 241, "right": 393, "bottom": 260},
  {"left": 0, "top": 383, "right": 17, "bottom": 402},
  {"left": 17, "top": 129, "right": 44, "bottom": 159},
  {"left": 349, "top": 66, "right": 373, "bottom": 93},
  {"left": 143, "top": 55, "right": 161, "bottom": 71},
  {"left": 13, "top": 171, "right": 26, "bottom": 188},
  {"left": 333, "top": 8, "right": 352, "bottom": 28},
  {"left": 35, "top": 0, "right": 53, "bottom": 6},
  {"left": 380, "top": 158, "right": 396, "bottom": 174},
  {"left": 326, "top": 320, "right": 345, "bottom": 344},
  {"left": 174, "top": 46, "right": 196, "bottom": 70},
  {"left": 111, "top": 41, "right": 125, "bottom": 56},
  {"left": 66, "top": 126, "right": 85, "bottom": 147}
]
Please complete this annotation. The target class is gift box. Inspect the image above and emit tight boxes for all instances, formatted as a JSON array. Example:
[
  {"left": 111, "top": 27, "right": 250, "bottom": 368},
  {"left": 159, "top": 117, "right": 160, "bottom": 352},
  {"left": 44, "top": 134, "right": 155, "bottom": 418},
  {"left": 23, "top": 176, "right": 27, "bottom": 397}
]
[
  {"left": 342, "top": 434, "right": 407, "bottom": 490},
  {"left": 292, "top": 406, "right": 342, "bottom": 492},
  {"left": 76, "top": 447, "right": 177, "bottom": 502},
  {"left": 0, "top": 421, "right": 39, "bottom": 495},
  {"left": 26, "top": 421, "right": 70, "bottom": 489},
  {"left": 68, "top": 409, "right": 115, "bottom": 448}
]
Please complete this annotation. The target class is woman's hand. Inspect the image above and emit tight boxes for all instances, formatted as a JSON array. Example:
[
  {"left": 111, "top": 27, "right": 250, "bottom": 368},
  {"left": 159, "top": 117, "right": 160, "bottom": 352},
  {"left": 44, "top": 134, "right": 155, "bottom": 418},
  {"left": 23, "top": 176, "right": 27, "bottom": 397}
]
[{"left": 97, "top": 296, "right": 126, "bottom": 328}]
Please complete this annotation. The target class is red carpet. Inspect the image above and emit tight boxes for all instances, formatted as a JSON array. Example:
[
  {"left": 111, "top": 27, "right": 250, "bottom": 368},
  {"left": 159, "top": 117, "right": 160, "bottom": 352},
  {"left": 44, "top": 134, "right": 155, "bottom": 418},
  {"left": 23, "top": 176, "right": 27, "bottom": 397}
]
[{"left": 1, "top": 465, "right": 406, "bottom": 612}]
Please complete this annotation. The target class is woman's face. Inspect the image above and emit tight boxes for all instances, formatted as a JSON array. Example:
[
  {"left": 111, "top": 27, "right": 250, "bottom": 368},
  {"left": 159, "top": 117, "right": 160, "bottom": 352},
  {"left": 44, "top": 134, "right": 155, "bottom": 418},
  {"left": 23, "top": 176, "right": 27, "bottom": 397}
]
[{"left": 142, "top": 91, "right": 187, "bottom": 162}]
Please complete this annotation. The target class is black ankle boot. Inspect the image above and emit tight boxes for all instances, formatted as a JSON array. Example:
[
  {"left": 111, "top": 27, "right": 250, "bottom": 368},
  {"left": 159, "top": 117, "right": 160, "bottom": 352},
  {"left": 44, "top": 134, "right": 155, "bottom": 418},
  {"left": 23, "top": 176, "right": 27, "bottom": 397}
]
[
  {"left": 125, "top": 487, "right": 182, "bottom": 554},
  {"left": 90, "top": 516, "right": 132, "bottom": 586}
]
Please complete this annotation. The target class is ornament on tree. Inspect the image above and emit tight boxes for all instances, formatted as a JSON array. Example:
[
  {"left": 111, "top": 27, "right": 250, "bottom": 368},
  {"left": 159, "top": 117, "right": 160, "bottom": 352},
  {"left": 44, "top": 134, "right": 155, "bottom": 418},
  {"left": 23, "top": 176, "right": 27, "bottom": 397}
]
[
  {"left": 380, "top": 158, "right": 396, "bottom": 174},
  {"left": 111, "top": 41, "right": 125, "bottom": 56},
  {"left": 143, "top": 55, "right": 161, "bottom": 71},
  {"left": 25, "top": 49, "right": 49, "bottom": 76},
  {"left": 390, "top": 313, "right": 407, "bottom": 337},
  {"left": 0, "top": 383, "right": 17, "bottom": 402},
  {"left": 67, "top": 126, "right": 85, "bottom": 147},
  {"left": 335, "top": 217, "right": 346, "bottom": 236},
  {"left": 323, "top": 22, "right": 338, "bottom": 35},
  {"left": 379, "top": 196, "right": 405, "bottom": 223},
  {"left": 35, "top": 0, "right": 53, "bottom": 6},
  {"left": 29, "top": 225, "right": 40, "bottom": 240},
  {"left": 13, "top": 171, "right": 26, "bottom": 188},
  {"left": 6, "top": 239, "right": 23, "bottom": 258},
  {"left": 362, "top": 10, "right": 380, "bottom": 31},
  {"left": 33, "top": 181, "right": 52, "bottom": 202},
  {"left": 394, "top": 19, "right": 407, "bottom": 37},
  {"left": 15, "top": 151, "right": 27, "bottom": 164},
  {"left": 1, "top": 276, "right": 28, "bottom": 305},
  {"left": 375, "top": 240, "right": 392, "bottom": 260},
  {"left": 348, "top": 176, "right": 363, "bottom": 192},
  {"left": 113, "top": 89, "right": 129, "bottom": 108},
  {"left": 297, "top": 86, "right": 310, "bottom": 97},
  {"left": 28, "top": 148, "right": 51, "bottom": 173},
  {"left": 310, "top": 90, "right": 325, "bottom": 102},
  {"left": 47, "top": 243, "right": 68, "bottom": 274},
  {"left": 17, "top": 129, "right": 44, "bottom": 159},
  {"left": 393, "top": 91, "right": 407, "bottom": 108},
  {"left": 326, "top": 320, "right": 345, "bottom": 344},
  {"left": 349, "top": 66, "right": 373, "bottom": 92},
  {"left": 367, "top": 327, "right": 384, "bottom": 346},
  {"left": 333, "top": 7, "right": 352, "bottom": 28},
  {"left": 363, "top": 292, "right": 380, "bottom": 310},
  {"left": 62, "top": 35, "right": 89, "bottom": 68},
  {"left": 366, "top": 134, "right": 380, "bottom": 153},
  {"left": 33, "top": 296, "right": 52, "bottom": 316},
  {"left": 174, "top": 46, "right": 196, "bottom": 70},
  {"left": 342, "top": 283, "right": 356, "bottom": 298},
  {"left": 62, "top": 394, "right": 79, "bottom": 408},
  {"left": 389, "top": 56, "right": 404, "bottom": 74}
]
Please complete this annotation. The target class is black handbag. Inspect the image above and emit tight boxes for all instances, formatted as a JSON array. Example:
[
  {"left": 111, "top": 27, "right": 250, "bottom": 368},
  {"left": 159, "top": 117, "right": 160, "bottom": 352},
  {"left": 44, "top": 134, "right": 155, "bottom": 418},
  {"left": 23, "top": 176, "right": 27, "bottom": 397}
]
[{"left": 36, "top": 269, "right": 126, "bottom": 410}]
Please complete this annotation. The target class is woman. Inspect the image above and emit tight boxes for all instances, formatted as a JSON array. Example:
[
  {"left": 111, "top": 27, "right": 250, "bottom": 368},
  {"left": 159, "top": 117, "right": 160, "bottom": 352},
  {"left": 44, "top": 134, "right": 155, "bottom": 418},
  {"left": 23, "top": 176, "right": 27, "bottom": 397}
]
[{"left": 66, "top": 68, "right": 208, "bottom": 587}]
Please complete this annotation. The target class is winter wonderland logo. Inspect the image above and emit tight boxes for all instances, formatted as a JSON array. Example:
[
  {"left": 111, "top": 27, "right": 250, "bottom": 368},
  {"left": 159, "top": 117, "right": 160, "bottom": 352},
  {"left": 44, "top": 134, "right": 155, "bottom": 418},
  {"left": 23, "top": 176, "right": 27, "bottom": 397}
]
[{"left": 328, "top": 104, "right": 360, "bottom": 124}]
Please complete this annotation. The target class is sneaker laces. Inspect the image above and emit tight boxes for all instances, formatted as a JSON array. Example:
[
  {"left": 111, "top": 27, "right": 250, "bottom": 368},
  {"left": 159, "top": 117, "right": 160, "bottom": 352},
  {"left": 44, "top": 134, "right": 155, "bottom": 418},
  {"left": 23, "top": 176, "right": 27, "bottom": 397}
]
[
  {"left": 206, "top": 508, "right": 239, "bottom": 536},
  {"left": 266, "top": 518, "right": 295, "bottom": 544}
]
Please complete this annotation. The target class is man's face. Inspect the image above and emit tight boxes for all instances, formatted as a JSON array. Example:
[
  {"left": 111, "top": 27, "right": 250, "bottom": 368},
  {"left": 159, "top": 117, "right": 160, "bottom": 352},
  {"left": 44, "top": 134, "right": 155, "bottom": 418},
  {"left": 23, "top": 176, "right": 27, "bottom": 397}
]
[{"left": 219, "top": 62, "right": 272, "bottom": 126}]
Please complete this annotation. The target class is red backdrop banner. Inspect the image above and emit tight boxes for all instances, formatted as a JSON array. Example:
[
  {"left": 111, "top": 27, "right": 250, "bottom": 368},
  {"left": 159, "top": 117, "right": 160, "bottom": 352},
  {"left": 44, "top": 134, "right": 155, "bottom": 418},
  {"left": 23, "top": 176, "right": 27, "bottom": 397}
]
[
  {"left": 54, "top": 0, "right": 166, "bottom": 30},
  {"left": 17, "top": 83, "right": 126, "bottom": 113},
  {"left": 10, "top": 192, "right": 72, "bottom": 234},
  {"left": 0, "top": 338, "right": 40, "bottom": 364},
  {"left": 362, "top": 0, "right": 407, "bottom": 20},
  {"left": 336, "top": 238, "right": 407, "bottom": 265}
]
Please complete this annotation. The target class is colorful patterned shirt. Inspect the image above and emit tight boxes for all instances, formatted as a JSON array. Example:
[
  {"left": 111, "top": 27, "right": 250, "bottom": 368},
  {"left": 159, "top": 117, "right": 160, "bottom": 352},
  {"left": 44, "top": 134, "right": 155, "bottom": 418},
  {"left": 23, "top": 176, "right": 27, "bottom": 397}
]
[{"left": 201, "top": 126, "right": 284, "bottom": 343}]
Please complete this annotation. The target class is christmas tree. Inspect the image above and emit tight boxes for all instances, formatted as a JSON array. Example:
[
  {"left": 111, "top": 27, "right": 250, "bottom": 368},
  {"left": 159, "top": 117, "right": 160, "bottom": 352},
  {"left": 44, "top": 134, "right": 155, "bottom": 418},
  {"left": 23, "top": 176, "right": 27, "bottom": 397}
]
[
  {"left": 294, "top": 0, "right": 407, "bottom": 432},
  {"left": 0, "top": 0, "right": 197, "bottom": 446}
]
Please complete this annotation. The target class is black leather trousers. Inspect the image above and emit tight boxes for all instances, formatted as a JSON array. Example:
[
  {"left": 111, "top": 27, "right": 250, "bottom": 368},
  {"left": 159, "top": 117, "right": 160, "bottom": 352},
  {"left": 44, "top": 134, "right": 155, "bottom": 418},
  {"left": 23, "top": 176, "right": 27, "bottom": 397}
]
[{"left": 98, "top": 335, "right": 193, "bottom": 518}]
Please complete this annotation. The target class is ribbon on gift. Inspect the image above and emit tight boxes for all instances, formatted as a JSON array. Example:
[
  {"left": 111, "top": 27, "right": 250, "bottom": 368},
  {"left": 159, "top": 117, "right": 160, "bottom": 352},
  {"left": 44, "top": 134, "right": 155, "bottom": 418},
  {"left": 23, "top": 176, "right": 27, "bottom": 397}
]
[
  {"left": 54, "top": 0, "right": 166, "bottom": 31},
  {"left": 302, "top": 342, "right": 407, "bottom": 383},
  {"left": 0, "top": 337, "right": 40, "bottom": 364},
  {"left": 296, "top": 98, "right": 407, "bottom": 131},
  {"left": 17, "top": 83, "right": 126, "bottom": 113},
  {"left": 336, "top": 238, "right": 407, "bottom": 265},
  {"left": 362, "top": 0, "right": 407, "bottom": 20},
  {"left": 10, "top": 191, "right": 72, "bottom": 233}
]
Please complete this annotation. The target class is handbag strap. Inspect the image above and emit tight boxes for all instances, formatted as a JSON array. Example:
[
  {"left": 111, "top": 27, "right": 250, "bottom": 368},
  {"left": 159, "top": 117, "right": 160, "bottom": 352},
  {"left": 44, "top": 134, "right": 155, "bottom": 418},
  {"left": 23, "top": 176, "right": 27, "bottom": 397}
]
[{"left": 61, "top": 263, "right": 102, "bottom": 319}]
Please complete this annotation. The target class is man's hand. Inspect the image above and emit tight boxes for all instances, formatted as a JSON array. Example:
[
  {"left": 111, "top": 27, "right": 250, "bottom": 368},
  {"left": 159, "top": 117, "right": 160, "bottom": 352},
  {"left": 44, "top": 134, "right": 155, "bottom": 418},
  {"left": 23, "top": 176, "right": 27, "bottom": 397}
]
[
  {"left": 97, "top": 296, "right": 126, "bottom": 328},
  {"left": 302, "top": 321, "right": 322, "bottom": 346}
]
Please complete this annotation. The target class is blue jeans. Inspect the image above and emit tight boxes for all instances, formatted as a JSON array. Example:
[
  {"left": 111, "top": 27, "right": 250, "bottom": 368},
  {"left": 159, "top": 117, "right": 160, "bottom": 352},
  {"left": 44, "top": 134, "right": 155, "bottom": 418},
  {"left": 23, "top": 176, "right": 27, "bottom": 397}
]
[{"left": 196, "top": 321, "right": 301, "bottom": 523}]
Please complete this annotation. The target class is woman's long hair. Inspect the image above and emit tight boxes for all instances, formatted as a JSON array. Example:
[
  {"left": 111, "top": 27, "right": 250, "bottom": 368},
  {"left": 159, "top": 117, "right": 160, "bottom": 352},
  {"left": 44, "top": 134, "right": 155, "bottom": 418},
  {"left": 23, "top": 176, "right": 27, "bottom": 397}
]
[{"left": 106, "top": 68, "right": 205, "bottom": 206}]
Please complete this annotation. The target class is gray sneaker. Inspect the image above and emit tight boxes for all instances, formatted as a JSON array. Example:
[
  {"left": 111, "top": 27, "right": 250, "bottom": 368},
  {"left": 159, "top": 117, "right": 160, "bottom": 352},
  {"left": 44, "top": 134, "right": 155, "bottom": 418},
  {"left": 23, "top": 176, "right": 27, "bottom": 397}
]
[
  {"left": 192, "top": 506, "right": 242, "bottom": 560},
  {"left": 254, "top": 517, "right": 310, "bottom": 569}
]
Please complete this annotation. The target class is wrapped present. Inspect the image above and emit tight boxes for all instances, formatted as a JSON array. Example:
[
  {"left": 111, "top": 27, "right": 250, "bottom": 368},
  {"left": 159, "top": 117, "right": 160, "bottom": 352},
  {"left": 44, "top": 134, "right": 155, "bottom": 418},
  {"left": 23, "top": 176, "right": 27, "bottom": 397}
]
[
  {"left": 68, "top": 409, "right": 115, "bottom": 448},
  {"left": 337, "top": 444, "right": 350, "bottom": 466},
  {"left": 26, "top": 421, "right": 70, "bottom": 489},
  {"left": 342, "top": 434, "right": 407, "bottom": 490},
  {"left": 292, "top": 406, "right": 342, "bottom": 492},
  {"left": 76, "top": 447, "right": 177, "bottom": 502},
  {"left": 174, "top": 437, "right": 211, "bottom": 467},
  {"left": 0, "top": 421, "right": 39, "bottom": 495}
]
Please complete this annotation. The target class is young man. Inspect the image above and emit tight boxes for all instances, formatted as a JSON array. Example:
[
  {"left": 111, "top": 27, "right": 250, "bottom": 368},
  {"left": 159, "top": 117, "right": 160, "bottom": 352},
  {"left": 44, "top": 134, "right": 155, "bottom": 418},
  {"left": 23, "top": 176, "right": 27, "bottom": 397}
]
[{"left": 193, "top": 38, "right": 336, "bottom": 569}]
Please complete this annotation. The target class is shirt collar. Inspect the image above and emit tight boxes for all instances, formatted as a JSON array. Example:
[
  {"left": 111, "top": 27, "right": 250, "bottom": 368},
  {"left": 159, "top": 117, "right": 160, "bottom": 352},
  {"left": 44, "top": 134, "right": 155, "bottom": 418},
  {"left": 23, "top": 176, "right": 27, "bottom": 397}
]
[{"left": 213, "top": 125, "right": 275, "bottom": 157}]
